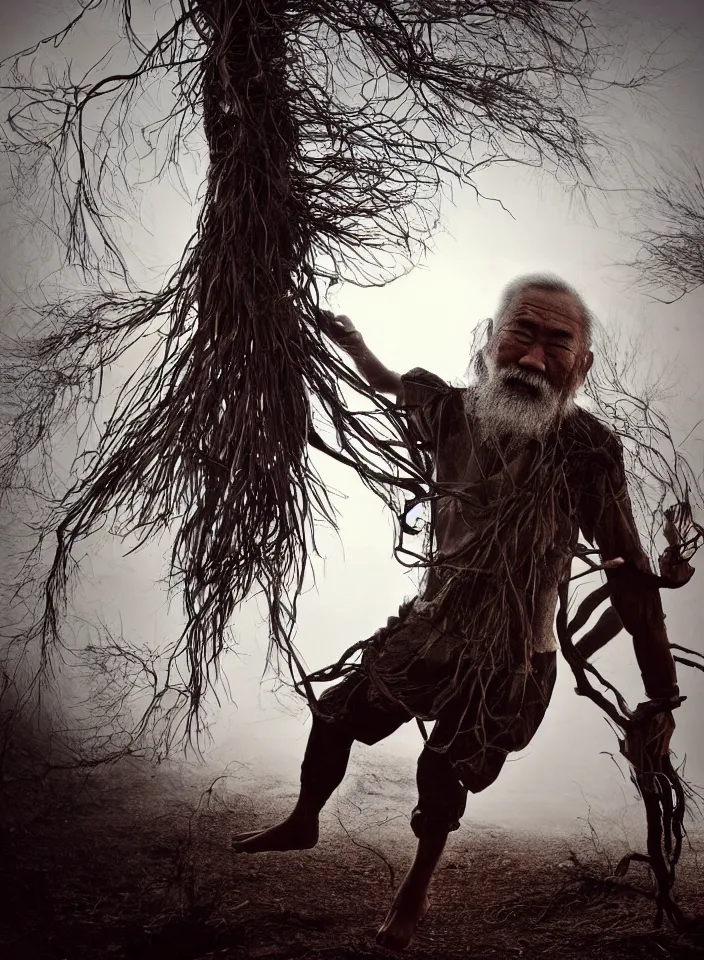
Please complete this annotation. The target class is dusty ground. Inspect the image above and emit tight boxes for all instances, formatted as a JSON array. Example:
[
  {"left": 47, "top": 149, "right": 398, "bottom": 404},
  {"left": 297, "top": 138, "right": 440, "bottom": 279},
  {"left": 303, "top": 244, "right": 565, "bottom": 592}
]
[{"left": 2, "top": 746, "right": 704, "bottom": 960}]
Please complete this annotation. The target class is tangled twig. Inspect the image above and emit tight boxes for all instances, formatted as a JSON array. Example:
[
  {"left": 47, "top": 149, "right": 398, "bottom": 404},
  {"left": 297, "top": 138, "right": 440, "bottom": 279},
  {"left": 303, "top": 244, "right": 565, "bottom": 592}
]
[{"left": 556, "top": 556, "right": 702, "bottom": 932}]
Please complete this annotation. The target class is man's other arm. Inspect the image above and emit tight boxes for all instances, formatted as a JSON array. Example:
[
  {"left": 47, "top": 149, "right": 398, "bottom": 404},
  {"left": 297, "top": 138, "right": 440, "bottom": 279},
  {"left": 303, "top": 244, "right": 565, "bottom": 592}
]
[{"left": 582, "top": 433, "right": 679, "bottom": 702}]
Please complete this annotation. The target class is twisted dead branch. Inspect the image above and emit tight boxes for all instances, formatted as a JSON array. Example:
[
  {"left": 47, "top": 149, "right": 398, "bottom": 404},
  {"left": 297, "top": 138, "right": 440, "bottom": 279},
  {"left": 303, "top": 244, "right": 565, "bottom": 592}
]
[{"left": 626, "top": 152, "right": 704, "bottom": 299}]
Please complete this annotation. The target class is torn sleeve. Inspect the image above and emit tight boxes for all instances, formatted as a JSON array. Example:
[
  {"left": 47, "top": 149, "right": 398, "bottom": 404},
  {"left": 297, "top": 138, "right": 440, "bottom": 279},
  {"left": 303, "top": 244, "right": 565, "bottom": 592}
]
[{"left": 397, "top": 367, "right": 450, "bottom": 453}]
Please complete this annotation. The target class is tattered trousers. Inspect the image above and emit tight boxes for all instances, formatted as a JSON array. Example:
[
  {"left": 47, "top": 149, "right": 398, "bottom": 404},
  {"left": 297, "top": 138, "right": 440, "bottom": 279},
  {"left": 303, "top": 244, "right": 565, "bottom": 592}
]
[{"left": 300, "top": 651, "right": 557, "bottom": 838}]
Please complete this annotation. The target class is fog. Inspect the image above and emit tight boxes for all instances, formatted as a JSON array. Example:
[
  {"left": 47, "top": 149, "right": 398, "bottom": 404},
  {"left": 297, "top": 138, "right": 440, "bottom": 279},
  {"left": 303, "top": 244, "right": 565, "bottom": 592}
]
[{"left": 1, "top": 0, "right": 704, "bottom": 840}]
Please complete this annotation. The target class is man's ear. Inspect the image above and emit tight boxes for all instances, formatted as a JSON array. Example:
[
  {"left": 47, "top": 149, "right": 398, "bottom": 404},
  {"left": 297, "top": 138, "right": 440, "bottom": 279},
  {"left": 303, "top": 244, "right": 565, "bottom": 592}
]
[
  {"left": 583, "top": 350, "right": 594, "bottom": 377},
  {"left": 486, "top": 318, "right": 494, "bottom": 340}
]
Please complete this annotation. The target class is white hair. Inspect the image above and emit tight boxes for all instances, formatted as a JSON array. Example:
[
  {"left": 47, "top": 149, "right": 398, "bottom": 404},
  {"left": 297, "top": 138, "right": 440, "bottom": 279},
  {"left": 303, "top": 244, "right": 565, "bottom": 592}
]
[
  {"left": 494, "top": 273, "right": 594, "bottom": 349},
  {"left": 471, "top": 354, "right": 576, "bottom": 442}
]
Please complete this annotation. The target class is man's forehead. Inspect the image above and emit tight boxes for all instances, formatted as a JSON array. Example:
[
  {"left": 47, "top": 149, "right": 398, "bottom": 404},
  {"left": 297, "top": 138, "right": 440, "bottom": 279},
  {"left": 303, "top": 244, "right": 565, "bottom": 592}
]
[{"left": 509, "top": 288, "right": 583, "bottom": 328}]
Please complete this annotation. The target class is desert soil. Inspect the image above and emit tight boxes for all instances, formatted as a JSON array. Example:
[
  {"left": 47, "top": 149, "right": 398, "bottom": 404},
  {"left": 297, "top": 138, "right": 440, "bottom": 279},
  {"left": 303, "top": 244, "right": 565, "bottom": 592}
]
[{"left": 2, "top": 751, "right": 704, "bottom": 960}]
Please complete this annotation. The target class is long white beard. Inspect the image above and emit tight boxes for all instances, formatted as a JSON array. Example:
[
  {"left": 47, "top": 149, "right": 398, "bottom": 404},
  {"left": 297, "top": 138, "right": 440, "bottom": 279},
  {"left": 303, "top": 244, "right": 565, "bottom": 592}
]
[{"left": 470, "top": 354, "right": 576, "bottom": 441}]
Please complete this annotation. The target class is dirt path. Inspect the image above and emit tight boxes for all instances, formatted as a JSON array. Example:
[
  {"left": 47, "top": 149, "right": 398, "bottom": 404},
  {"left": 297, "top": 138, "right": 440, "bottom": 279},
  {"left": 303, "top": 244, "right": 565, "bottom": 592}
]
[{"left": 2, "top": 757, "right": 704, "bottom": 960}]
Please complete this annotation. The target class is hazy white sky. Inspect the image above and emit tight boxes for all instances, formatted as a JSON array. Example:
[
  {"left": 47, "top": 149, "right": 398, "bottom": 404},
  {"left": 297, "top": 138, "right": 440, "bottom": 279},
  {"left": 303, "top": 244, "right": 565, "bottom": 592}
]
[{"left": 1, "top": 0, "right": 704, "bottom": 831}]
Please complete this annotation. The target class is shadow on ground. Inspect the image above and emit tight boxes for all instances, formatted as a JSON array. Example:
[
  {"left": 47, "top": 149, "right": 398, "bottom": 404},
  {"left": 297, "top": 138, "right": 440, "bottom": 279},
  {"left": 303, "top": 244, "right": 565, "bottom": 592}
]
[{"left": 2, "top": 732, "right": 704, "bottom": 960}]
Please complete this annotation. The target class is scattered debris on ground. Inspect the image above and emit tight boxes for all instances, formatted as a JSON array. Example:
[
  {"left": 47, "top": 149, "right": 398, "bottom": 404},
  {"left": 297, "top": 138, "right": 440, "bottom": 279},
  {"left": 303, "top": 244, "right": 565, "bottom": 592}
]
[{"left": 2, "top": 749, "right": 703, "bottom": 960}]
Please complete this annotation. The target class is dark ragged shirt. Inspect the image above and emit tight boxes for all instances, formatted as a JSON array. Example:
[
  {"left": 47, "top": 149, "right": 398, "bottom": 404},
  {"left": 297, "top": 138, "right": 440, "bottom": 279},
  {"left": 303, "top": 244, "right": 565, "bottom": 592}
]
[{"left": 399, "top": 367, "right": 678, "bottom": 701}]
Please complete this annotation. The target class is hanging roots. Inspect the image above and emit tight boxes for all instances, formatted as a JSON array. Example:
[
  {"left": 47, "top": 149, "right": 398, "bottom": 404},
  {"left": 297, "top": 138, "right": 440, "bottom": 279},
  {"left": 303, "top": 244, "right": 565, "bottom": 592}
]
[{"left": 1, "top": 0, "right": 656, "bottom": 743}]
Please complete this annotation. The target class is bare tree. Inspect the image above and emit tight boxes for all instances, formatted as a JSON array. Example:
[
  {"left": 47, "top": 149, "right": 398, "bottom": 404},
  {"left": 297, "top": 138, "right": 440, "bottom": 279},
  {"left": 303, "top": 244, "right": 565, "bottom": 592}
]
[{"left": 628, "top": 151, "right": 704, "bottom": 298}]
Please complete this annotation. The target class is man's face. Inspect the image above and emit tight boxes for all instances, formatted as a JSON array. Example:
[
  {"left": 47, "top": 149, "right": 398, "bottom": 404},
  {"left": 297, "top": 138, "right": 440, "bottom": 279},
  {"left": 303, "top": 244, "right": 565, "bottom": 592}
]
[
  {"left": 472, "top": 287, "right": 593, "bottom": 440},
  {"left": 489, "top": 287, "right": 592, "bottom": 396}
]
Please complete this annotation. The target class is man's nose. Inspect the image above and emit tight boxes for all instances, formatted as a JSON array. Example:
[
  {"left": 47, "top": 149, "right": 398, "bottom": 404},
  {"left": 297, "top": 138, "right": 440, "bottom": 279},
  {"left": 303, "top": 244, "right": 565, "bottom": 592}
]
[{"left": 518, "top": 345, "right": 546, "bottom": 374}]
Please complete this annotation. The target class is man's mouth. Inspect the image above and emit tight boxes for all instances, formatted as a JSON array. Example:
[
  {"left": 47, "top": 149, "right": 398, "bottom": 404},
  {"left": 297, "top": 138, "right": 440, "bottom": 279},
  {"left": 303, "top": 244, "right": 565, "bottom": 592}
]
[{"left": 504, "top": 376, "right": 542, "bottom": 399}]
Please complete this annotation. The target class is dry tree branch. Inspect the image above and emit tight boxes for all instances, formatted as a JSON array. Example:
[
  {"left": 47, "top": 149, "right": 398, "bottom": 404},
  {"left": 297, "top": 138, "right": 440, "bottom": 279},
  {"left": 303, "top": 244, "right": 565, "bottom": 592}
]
[
  {"left": 556, "top": 566, "right": 704, "bottom": 933},
  {"left": 582, "top": 323, "right": 704, "bottom": 566},
  {"left": 625, "top": 151, "right": 704, "bottom": 299},
  {"left": 552, "top": 328, "right": 704, "bottom": 930},
  {"left": 333, "top": 811, "right": 397, "bottom": 890}
]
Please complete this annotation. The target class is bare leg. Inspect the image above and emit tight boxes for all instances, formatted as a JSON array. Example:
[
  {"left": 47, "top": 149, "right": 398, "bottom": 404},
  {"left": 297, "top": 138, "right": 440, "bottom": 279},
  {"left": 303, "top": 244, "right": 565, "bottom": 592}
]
[
  {"left": 232, "top": 784, "right": 323, "bottom": 852},
  {"left": 232, "top": 710, "right": 355, "bottom": 853},
  {"left": 376, "top": 827, "right": 448, "bottom": 951},
  {"left": 375, "top": 743, "right": 467, "bottom": 950},
  {"left": 232, "top": 677, "right": 408, "bottom": 854}
]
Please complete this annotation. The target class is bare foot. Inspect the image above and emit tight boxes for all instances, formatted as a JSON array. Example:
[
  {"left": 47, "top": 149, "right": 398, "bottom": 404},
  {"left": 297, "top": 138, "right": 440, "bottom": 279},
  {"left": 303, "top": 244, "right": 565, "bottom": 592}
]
[
  {"left": 231, "top": 814, "right": 319, "bottom": 853},
  {"left": 376, "top": 890, "right": 430, "bottom": 951}
]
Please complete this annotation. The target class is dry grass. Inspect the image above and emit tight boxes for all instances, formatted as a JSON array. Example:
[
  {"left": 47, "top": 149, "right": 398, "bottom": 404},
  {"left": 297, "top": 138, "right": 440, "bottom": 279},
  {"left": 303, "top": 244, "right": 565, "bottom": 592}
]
[{"left": 2, "top": 734, "right": 704, "bottom": 960}]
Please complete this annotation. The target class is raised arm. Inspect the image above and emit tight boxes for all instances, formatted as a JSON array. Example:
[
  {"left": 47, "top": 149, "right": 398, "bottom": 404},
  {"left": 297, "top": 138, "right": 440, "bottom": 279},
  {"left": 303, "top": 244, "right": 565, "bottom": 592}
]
[{"left": 319, "top": 312, "right": 402, "bottom": 398}]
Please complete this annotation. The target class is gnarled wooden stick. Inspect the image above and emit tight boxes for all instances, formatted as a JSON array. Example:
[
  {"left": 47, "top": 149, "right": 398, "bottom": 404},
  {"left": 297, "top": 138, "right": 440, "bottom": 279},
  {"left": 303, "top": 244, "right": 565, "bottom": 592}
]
[{"left": 558, "top": 570, "right": 693, "bottom": 931}]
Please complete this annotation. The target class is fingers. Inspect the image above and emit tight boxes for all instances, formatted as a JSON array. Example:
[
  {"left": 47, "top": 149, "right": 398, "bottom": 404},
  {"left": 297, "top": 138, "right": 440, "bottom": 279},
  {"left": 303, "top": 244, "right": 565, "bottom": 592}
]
[{"left": 317, "top": 309, "right": 354, "bottom": 331}]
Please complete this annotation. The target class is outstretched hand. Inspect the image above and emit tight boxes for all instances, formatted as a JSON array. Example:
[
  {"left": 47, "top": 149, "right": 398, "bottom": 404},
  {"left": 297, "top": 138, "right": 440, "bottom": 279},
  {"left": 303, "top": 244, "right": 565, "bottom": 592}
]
[{"left": 318, "top": 310, "right": 362, "bottom": 348}]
